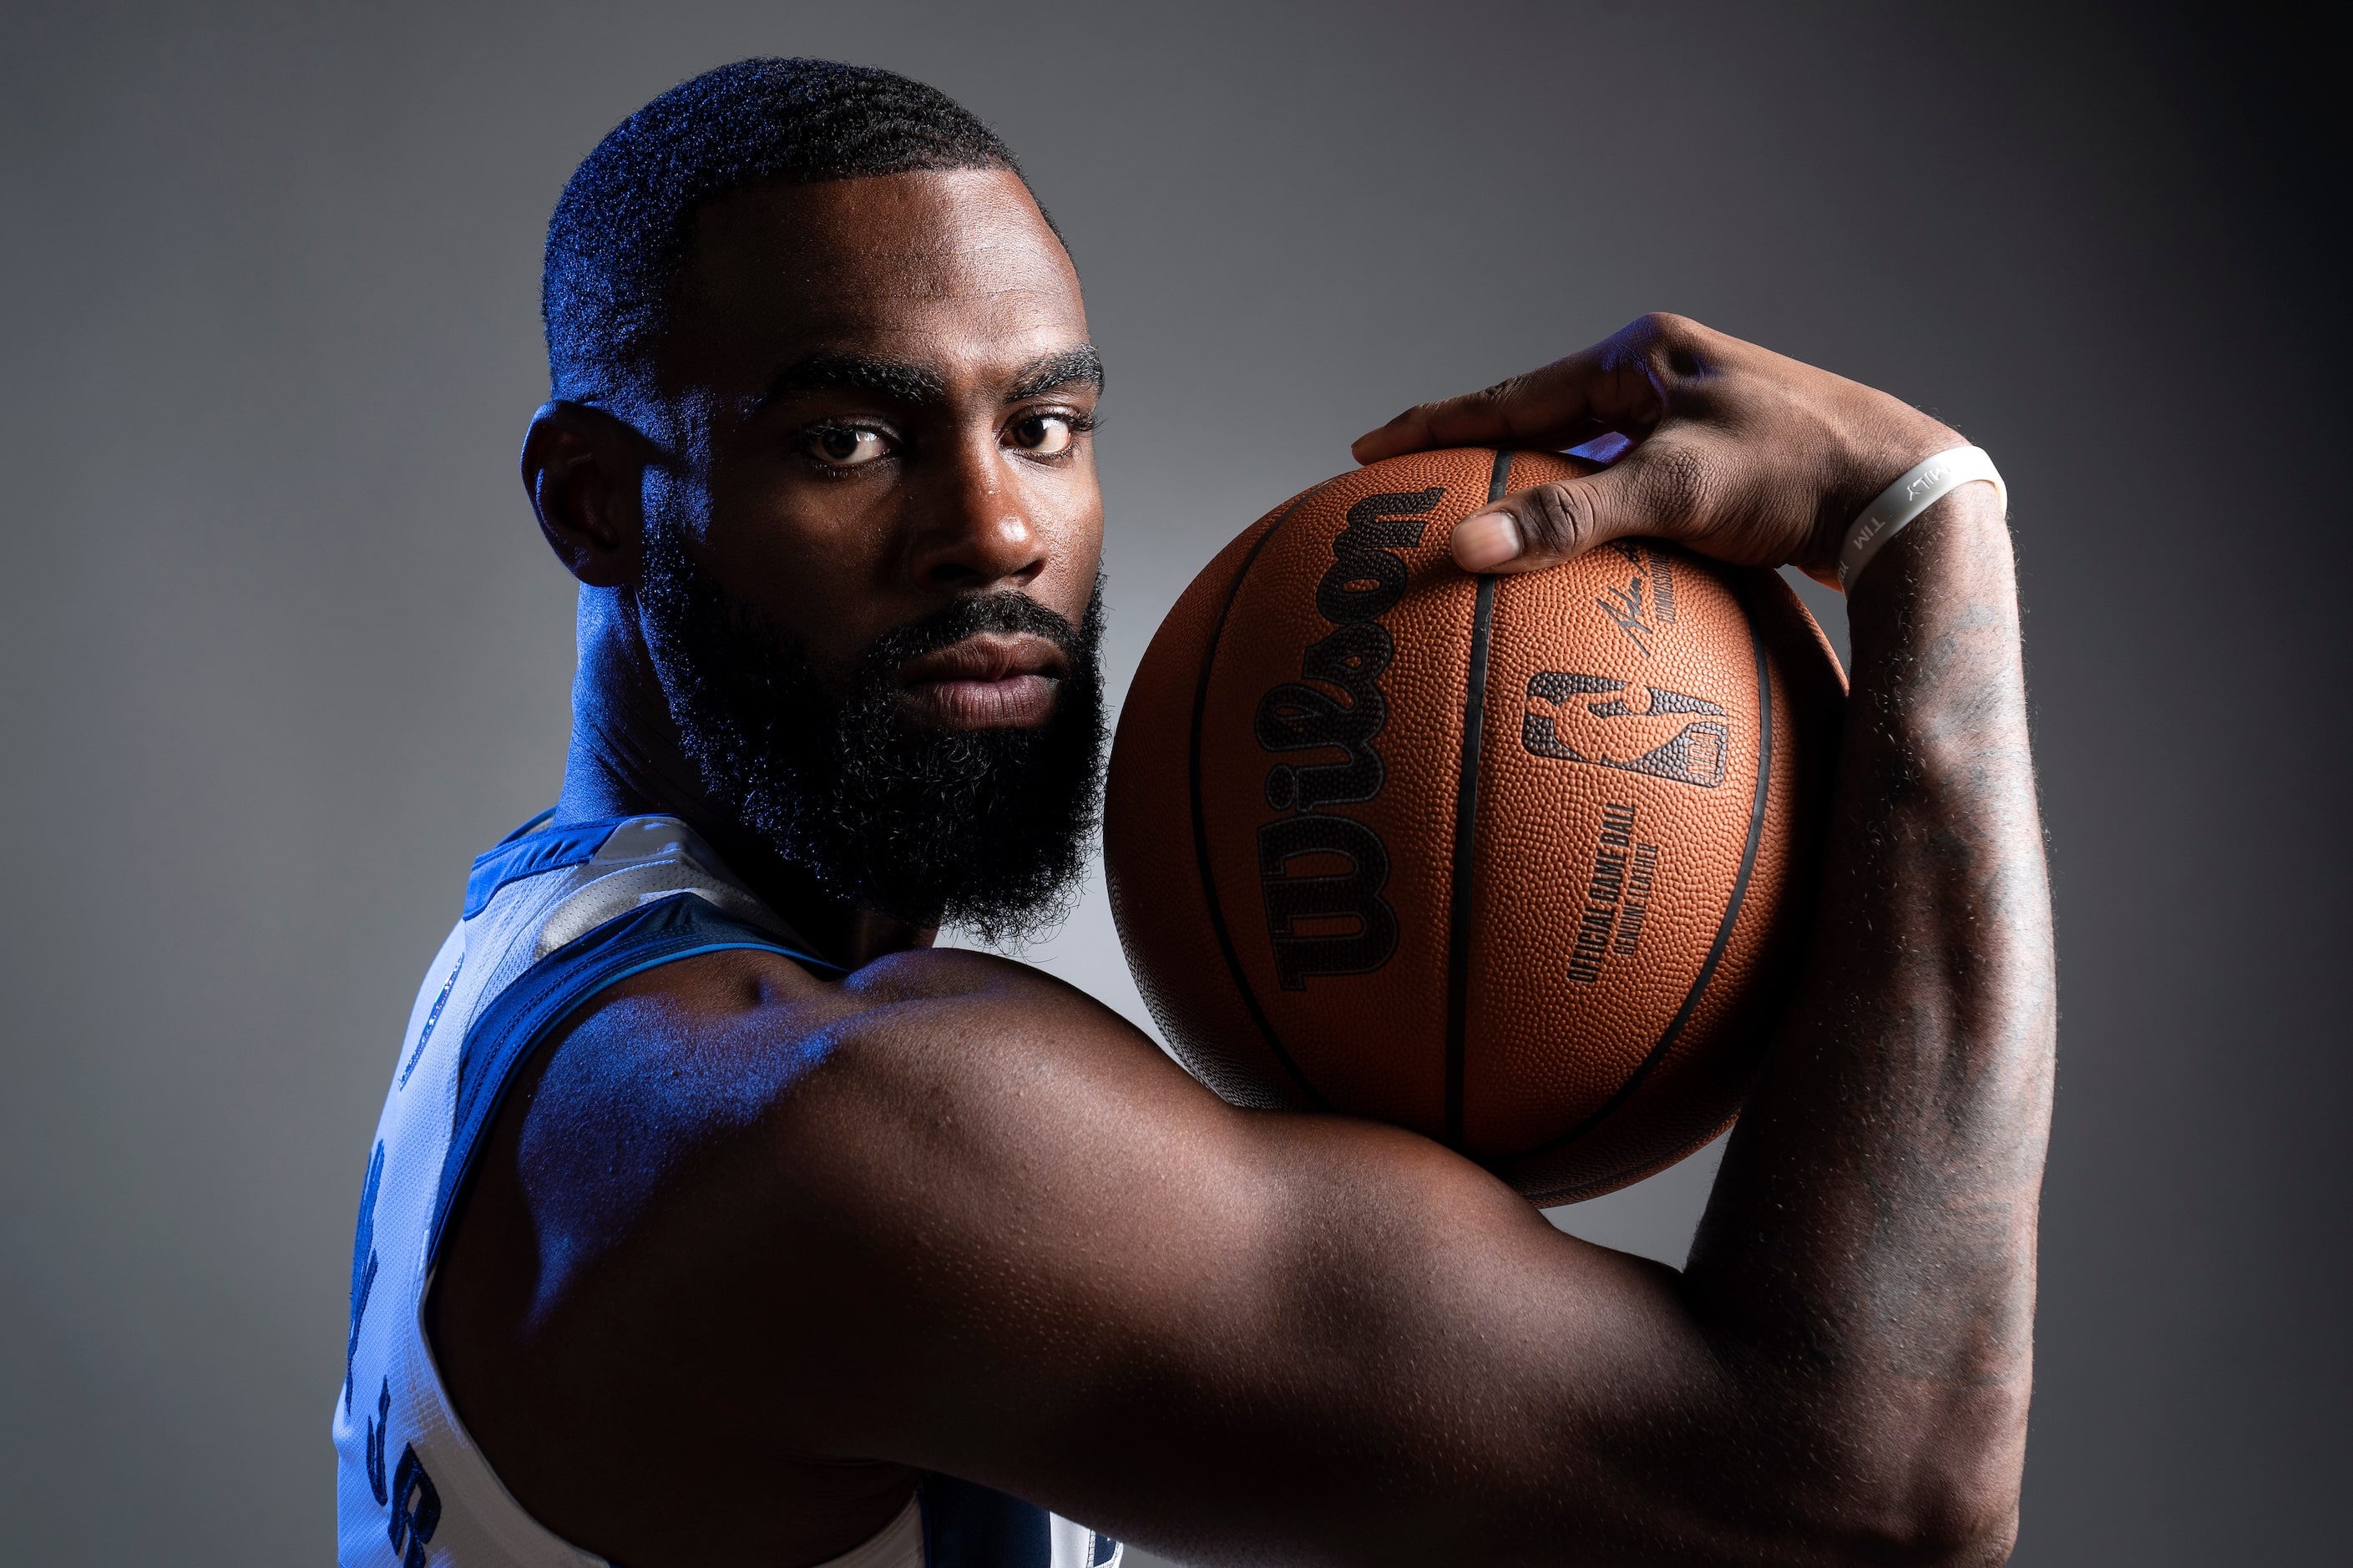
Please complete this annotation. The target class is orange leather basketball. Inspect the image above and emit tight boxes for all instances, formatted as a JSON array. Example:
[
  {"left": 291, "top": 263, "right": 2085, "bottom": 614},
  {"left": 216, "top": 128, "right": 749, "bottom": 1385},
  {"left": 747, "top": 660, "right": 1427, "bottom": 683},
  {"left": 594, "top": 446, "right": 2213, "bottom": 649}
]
[{"left": 1105, "top": 448, "right": 1846, "bottom": 1201}]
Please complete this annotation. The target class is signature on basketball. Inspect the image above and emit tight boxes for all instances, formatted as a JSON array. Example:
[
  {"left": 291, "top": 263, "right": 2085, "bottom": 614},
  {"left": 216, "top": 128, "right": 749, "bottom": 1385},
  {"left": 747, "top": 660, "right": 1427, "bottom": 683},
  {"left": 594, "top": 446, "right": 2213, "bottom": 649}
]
[{"left": 1595, "top": 540, "right": 1677, "bottom": 656}]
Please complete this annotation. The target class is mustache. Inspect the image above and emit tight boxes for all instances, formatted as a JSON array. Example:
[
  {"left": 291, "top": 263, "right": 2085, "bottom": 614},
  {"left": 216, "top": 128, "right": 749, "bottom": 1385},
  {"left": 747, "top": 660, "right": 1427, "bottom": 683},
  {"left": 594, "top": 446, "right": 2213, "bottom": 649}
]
[{"left": 850, "top": 592, "right": 1086, "bottom": 689}]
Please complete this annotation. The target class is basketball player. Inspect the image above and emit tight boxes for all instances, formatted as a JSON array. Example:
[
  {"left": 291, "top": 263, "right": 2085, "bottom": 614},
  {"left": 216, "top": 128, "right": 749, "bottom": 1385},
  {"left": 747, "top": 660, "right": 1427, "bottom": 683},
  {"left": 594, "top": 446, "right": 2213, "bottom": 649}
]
[{"left": 335, "top": 58, "right": 2054, "bottom": 1568}]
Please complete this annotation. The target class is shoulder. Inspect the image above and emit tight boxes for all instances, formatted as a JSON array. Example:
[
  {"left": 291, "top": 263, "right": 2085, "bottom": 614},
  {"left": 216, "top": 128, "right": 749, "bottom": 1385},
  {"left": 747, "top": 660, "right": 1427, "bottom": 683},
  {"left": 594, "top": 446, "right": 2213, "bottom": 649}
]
[
  {"left": 509, "top": 941, "right": 1214, "bottom": 1295},
  {"left": 539, "top": 939, "right": 1174, "bottom": 1129}
]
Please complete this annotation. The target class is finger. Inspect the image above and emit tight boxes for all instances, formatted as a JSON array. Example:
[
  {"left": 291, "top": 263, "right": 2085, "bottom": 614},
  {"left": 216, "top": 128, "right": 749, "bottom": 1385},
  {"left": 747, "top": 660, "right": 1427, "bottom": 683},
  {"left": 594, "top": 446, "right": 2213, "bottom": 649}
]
[
  {"left": 1351, "top": 314, "right": 1687, "bottom": 463},
  {"left": 1350, "top": 385, "right": 1614, "bottom": 465},
  {"left": 1351, "top": 354, "right": 1609, "bottom": 465},
  {"left": 1450, "top": 434, "right": 1719, "bottom": 574}
]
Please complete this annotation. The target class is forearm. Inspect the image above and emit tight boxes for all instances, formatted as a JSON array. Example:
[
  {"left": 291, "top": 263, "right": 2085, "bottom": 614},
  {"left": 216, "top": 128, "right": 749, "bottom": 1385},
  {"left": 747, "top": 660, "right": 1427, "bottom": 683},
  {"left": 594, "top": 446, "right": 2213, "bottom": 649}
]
[{"left": 1682, "top": 490, "right": 2055, "bottom": 1553}]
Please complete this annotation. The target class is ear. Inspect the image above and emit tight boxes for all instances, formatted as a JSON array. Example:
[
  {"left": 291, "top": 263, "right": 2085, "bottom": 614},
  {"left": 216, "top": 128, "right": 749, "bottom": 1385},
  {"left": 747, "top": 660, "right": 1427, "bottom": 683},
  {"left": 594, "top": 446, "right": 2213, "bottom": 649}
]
[{"left": 520, "top": 402, "right": 651, "bottom": 587}]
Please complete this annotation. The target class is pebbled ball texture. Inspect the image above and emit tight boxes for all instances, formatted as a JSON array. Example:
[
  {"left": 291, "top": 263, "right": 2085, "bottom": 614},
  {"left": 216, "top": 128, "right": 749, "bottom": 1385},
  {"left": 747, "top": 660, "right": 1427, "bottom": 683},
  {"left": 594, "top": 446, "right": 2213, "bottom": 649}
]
[{"left": 1105, "top": 449, "right": 1846, "bottom": 1202}]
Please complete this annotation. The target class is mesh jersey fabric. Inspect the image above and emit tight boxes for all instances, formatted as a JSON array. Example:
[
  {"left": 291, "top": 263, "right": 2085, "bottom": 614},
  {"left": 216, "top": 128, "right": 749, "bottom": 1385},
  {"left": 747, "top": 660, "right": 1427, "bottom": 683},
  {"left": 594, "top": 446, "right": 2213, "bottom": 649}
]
[{"left": 331, "top": 812, "right": 1121, "bottom": 1568}]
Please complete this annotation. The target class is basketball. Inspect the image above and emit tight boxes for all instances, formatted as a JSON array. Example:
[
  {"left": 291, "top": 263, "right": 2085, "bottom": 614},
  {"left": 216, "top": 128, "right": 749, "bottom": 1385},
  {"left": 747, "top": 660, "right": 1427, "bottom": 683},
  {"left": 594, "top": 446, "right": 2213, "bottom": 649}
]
[{"left": 1105, "top": 448, "right": 1847, "bottom": 1201}]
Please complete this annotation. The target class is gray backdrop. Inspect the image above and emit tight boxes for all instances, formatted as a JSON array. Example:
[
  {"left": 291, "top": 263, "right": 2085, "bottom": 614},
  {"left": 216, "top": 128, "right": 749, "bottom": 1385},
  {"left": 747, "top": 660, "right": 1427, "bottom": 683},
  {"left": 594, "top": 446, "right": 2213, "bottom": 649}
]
[{"left": 4, "top": 3, "right": 2345, "bottom": 1562}]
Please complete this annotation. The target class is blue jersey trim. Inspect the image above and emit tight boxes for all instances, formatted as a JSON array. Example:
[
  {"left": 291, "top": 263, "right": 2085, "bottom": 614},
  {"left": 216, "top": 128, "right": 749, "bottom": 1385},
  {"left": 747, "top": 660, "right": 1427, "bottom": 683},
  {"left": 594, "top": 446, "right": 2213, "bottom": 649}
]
[
  {"left": 462, "top": 817, "right": 630, "bottom": 919},
  {"left": 496, "top": 807, "right": 559, "bottom": 846},
  {"left": 427, "top": 893, "right": 844, "bottom": 1268},
  {"left": 919, "top": 1474, "right": 1052, "bottom": 1568}
]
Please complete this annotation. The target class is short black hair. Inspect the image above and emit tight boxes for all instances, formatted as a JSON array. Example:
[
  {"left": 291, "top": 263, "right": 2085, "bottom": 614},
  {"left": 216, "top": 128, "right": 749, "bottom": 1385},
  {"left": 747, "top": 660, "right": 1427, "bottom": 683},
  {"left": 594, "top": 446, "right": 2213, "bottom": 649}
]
[{"left": 543, "top": 58, "right": 1040, "bottom": 402}]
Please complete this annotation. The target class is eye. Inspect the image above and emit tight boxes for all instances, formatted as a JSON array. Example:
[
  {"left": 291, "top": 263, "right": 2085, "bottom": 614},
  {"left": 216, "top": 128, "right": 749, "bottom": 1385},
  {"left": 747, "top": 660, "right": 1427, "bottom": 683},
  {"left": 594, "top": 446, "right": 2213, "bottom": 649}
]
[
  {"left": 1007, "top": 412, "right": 1078, "bottom": 458},
  {"left": 803, "top": 424, "right": 892, "bottom": 469}
]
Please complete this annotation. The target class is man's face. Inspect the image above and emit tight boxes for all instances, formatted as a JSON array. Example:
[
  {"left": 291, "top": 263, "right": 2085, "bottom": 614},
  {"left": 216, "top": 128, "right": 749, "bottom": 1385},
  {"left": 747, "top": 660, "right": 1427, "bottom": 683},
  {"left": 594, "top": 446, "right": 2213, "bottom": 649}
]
[
  {"left": 658, "top": 166, "right": 1102, "bottom": 678},
  {"left": 628, "top": 169, "right": 1106, "bottom": 939}
]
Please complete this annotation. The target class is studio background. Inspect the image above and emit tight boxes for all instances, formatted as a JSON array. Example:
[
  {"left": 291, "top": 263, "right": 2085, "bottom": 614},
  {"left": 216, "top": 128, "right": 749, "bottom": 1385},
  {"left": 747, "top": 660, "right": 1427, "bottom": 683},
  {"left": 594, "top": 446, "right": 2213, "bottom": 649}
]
[{"left": 4, "top": 3, "right": 2344, "bottom": 1563}]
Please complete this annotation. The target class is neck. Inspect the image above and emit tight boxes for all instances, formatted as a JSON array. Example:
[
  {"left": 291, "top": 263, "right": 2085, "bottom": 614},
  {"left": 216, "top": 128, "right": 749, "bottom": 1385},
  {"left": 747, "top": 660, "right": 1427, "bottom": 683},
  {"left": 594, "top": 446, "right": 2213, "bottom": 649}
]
[{"left": 551, "top": 589, "right": 935, "bottom": 970}]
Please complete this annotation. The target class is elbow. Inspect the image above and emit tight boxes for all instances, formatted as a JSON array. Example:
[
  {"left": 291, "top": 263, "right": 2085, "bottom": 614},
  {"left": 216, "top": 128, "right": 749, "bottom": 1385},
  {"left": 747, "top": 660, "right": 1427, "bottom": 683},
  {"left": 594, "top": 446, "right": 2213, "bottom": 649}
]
[
  {"left": 1848, "top": 1489, "right": 2020, "bottom": 1568},
  {"left": 1771, "top": 1402, "right": 2027, "bottom": 1567},
  {"left": 1814, "top": 1448, "right": 2024, "bottom": 1568}
]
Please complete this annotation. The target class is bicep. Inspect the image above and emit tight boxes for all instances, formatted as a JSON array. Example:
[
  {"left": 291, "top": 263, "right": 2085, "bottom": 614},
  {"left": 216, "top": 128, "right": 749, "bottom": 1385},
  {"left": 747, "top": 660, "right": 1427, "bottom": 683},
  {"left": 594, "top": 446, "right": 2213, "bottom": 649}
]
[{"left": 753, "top": 960, "right": 1738, "bottom": 1563}]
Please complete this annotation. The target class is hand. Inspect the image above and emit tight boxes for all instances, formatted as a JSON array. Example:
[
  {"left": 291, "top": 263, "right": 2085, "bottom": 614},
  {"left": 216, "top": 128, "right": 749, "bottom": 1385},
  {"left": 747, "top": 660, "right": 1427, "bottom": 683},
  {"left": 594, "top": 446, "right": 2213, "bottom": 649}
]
[{"left": 1351, "top": 313, "right": 1967, "bottom": 587}]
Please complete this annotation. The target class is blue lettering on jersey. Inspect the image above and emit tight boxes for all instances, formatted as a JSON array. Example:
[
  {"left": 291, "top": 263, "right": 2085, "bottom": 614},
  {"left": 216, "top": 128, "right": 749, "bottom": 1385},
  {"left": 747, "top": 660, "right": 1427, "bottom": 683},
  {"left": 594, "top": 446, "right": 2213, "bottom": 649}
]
[
  {"left": 1091, "top": 1530, "right": 1121, "bottom": 1565},
  {"left": 366, "top": 1376, "right": 392, "bottom": 1504},
  {"left": 345, "top": 1140, "right": 385, "bottom": 1413},
  {"left": 389, "top": 1444, "right": 443, "bottom": 1567}
]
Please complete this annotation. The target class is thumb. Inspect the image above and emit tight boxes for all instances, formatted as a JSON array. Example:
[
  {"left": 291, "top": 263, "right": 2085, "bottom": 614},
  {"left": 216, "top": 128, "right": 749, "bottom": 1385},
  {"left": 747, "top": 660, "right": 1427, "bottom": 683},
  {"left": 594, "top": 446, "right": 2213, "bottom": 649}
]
[{"left": 1450, "top": 438, "right": 1710, "bottom": 574}]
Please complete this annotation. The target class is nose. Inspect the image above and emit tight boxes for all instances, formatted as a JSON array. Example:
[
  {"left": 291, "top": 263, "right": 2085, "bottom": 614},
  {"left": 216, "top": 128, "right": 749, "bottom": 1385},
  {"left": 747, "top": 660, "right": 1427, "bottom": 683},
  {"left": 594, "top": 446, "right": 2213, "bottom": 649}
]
[{"left": 904, "top": 432, "right": 1048, "bottom": 592}]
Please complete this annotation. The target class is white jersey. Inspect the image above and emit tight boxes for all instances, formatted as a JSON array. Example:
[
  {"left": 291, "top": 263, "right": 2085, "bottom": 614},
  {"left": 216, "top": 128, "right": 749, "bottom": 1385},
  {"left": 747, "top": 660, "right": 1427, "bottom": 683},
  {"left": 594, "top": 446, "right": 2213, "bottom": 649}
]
[{"left": 334, "top": 812, "right": 1121, "bottom": 1568}]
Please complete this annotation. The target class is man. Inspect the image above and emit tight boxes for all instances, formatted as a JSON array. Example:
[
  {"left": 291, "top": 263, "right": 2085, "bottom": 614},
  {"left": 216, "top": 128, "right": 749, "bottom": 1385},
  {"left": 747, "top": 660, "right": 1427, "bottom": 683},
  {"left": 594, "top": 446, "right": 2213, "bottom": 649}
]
[{"left": 335, "top": 58, "right": 2053, "bottom": 1568}]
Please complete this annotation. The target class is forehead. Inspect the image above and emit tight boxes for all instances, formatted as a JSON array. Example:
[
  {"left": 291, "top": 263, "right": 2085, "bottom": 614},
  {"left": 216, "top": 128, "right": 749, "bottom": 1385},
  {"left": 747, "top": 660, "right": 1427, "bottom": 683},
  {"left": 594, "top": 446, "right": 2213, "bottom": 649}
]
[{"left": 669, "top": 168, "right": 1085, "bottom": 391}]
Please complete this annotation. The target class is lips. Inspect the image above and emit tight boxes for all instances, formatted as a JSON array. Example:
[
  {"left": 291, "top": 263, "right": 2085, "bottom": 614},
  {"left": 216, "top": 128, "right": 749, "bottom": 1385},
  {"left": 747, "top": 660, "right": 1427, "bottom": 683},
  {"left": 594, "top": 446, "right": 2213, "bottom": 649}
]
[{"left": 893, "top": 632, "right": 1068, "bottom": 730}]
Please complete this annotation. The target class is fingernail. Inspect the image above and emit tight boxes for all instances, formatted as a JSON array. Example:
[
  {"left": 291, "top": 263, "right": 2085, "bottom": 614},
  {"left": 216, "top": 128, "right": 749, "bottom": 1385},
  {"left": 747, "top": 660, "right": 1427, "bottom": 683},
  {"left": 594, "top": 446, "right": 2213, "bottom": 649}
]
[{"left": 1454, "top": 511, "right": 1522, "bottom": 570}]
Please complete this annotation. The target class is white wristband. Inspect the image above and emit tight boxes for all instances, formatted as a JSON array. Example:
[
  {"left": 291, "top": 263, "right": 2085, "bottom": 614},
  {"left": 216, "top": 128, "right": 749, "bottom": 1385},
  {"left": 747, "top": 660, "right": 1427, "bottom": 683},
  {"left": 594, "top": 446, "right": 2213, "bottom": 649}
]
[{"left": 1839, "top": 445, "right": 2006, "bottom": 589}]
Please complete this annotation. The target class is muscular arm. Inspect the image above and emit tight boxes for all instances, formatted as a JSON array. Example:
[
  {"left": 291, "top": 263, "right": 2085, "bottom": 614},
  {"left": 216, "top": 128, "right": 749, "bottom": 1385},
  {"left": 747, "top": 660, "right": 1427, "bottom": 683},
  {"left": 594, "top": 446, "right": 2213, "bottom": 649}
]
[
  {"left": 439, "top": 316, "right": 2052, "bottom": 1568},
  {"left": 1679, "top": 493, "right": 2048, "bottom": 1556}
]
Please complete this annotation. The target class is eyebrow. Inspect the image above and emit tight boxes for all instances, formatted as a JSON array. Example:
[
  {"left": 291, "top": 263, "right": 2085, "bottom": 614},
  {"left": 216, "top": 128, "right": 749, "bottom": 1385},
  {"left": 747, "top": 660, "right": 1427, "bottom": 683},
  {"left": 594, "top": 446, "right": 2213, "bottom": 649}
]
[
  {"left": 758, "top": 353, "right": 949, "bottom": 409},
  {"left": 758, "top": 346, "right": 1105, "bottom": 412},
  {"left": 1008, "top": 345, "right": 1105, "bottom": 402}
]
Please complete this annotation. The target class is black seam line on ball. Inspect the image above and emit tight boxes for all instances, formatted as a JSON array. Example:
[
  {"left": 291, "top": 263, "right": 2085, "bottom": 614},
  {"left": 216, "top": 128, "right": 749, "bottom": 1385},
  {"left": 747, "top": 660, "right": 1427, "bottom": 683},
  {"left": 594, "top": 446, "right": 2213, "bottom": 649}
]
[
  {"left": 1190, "top": 480, "right": 1341, "bottom": 1111},
  {"left": 1441, "top": 448, "right": 1516, "bottom": 1150},
  {"left": 1503, "top": 563, "right": 1774, "bottom": 1166}
]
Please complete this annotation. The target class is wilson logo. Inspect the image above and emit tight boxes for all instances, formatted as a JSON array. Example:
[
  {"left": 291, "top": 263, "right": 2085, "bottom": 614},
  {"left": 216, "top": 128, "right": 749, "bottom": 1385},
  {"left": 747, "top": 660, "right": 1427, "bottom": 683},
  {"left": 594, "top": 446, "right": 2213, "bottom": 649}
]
[{"left": 1252, "top": 487, "right": 1443, "bottom": 989}]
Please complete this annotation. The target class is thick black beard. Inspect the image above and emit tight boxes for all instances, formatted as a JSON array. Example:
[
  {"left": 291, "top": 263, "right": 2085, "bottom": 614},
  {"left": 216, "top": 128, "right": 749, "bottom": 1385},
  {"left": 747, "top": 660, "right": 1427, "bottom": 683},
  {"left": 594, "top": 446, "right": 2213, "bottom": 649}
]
[{"left": 635, "top": 517, "right": 1106, "bottom": 946}]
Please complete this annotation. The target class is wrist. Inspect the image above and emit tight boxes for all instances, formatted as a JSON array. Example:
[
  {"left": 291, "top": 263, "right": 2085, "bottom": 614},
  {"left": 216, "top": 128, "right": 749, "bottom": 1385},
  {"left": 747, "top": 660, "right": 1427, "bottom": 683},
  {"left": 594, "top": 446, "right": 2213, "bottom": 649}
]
[
  {"left": 1845, "top": 483, "right": 2010, "bottom": 607},
  {"left": 1838, "top": 412, "right": 1966, "bottom": 515},
  {"left": 1837, "top": 446, "right": 2006, "bottom": 589},
  {"left": 1784, "top": 412, "right": 1966, "bottom": 580}
]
